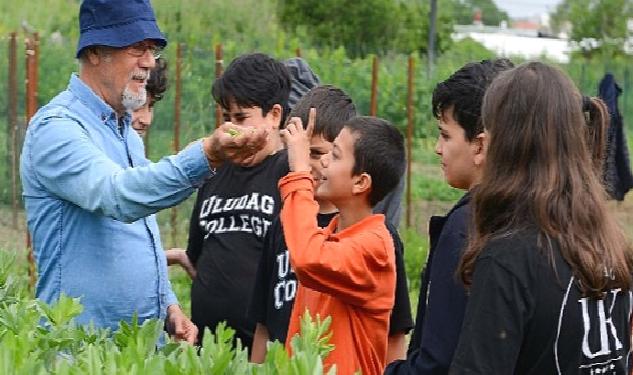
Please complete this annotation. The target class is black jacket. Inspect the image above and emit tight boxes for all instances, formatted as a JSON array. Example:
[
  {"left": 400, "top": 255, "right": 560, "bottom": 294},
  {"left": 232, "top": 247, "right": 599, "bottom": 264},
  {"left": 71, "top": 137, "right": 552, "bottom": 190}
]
[
  {"left": 599, "top": 73, "right": 633, "bottom": 201},
  {"left": 385, "top": 192, "right": 470, "bottom": 375},
  {"left": 450, "top": 229, "right": 632, "bottom": 374}
]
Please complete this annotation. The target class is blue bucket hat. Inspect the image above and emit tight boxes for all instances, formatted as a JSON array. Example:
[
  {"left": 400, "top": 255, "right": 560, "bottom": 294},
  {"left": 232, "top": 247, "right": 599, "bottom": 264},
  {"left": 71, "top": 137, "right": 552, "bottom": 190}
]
[{"left": 76, "top": 0, "right": 167, "bottom": 58}]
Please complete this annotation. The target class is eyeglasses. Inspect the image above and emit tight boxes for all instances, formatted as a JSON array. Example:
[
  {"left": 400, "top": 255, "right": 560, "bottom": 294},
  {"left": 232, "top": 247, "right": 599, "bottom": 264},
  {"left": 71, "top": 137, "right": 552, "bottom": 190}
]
[{"left": 125, "top": 42, "right": 163, "bottom": 59}]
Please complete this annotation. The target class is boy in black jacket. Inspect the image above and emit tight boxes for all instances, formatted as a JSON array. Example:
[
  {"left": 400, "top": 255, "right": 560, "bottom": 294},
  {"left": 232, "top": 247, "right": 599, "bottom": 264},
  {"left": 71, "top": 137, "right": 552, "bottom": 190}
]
[{"left": 385, "top": 58, "right": 513, "bottom": 375}]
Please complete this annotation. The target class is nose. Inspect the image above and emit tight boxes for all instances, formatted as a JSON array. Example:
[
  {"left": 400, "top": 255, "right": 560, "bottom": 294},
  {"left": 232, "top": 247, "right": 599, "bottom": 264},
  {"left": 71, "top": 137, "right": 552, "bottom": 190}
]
[
  {"left": 138, "top": 51, "right": 156, "bottom": 69},
  {"left": 435, "top": 138, "right": 442, "bottom": 156},
  {"left": 320, "top": 152, "right": 330, "bottom": 168}
]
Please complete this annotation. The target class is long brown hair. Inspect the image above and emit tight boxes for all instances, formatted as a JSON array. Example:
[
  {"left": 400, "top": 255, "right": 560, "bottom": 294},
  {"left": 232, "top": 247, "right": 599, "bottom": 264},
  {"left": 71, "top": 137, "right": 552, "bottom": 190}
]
[
  {"left": 459, "top": 62, "right": 633, "bottom": 297},
  {"left": 583, "top": 96, "right": 609, "bottom": 175}
]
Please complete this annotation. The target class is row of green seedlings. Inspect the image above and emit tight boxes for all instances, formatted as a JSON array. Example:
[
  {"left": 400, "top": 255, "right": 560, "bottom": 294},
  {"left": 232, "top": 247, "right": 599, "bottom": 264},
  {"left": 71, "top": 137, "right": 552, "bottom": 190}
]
[{"left": 0, "top": 251, "right": 337, "bottom": 374}]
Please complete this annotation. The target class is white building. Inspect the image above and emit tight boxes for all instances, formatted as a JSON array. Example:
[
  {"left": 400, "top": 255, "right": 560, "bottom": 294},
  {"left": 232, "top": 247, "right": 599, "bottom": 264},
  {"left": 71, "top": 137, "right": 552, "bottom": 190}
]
[{"left": 453, "top": 24, "right": 572, "bottom": 63}]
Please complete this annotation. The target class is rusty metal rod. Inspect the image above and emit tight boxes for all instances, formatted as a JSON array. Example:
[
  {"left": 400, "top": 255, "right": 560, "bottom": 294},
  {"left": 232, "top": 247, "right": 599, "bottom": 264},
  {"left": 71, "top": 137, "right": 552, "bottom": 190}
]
[
  {"left": 406, "top": 55, "right": 414, "bottom": 228},
  {"left": 214, "top": 43, "right": 224, "bottom": 128},
  {"left": 171, "top": 43, "right": 183, "bottom": 247},
  {"left": 8, "top": 33, "right": 18, "bottom": 230},
  {"left": 25, "top": 34, "right": 39, "bottom": 289},
  {"left": 370, "top": 56, "right": 378, "bottom": 116}
]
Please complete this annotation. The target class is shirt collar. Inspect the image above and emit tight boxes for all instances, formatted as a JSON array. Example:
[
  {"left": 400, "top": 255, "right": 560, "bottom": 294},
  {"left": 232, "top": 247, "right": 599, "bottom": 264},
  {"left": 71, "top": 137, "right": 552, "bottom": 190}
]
[{"left": 68, "top": 73, "right": 131, "bottom": 128}]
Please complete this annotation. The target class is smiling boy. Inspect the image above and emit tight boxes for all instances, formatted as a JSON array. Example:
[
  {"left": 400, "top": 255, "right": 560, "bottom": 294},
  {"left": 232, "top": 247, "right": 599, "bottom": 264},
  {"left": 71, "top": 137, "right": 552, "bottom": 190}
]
[
  {"left": 280, "top": 113, "right": 406, "bottom": 374},
  {"left": 249, "top": 86, "right": 413, "bottom": 365}
]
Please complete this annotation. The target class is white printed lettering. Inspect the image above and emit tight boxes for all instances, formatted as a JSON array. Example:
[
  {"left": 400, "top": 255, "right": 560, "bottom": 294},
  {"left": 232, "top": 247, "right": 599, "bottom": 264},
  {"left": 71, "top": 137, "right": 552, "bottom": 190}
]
[{"left": 261, "top": 195, "right": 275, "bottom": 215}]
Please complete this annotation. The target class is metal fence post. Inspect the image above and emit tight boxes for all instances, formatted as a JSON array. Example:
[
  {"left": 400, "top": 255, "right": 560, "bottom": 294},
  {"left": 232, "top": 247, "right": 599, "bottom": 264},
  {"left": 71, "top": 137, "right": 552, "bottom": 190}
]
[
  {"left": 370, "top": 56, "right": 378, "bottom": 116},
  {"left": 25, "top": 33, "right": 39, "bottom": 289},
  {"left": 8, "top": 33, "right": 18, "bottom": 230},
  {"left": 406, "top": 55, "right": 414, "bottom": 228},
  {"left": 214, "top": 43, "right": 223, "bottom": 128},
  {"left": 171, "top": 43, "right": 183, "bottom": 247}
]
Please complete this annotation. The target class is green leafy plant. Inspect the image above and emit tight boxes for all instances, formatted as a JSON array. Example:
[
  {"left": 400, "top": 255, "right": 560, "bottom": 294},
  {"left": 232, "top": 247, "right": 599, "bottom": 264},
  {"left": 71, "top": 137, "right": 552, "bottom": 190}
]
[{"left": 0, "top": 252, "right": 337, "bottom": 374}]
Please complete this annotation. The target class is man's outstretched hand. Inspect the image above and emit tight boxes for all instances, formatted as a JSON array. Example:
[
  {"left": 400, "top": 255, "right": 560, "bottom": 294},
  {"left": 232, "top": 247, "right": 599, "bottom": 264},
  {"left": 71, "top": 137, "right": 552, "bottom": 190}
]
[{"left": 203, "top": 123, "right": 268, "bottom": 168}]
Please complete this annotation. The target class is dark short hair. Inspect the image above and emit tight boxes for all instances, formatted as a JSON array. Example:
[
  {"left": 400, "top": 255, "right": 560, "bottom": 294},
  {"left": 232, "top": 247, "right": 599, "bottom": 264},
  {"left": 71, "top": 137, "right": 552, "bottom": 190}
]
[
  {"left": 344, "top": 116, "right": 405, "bottom": 206},
  {"left": 146, "top": 57, "right": 168, "bottom": 105},
  {"left": 432, "top": 58, "right": 514, "bottom": 141},
  {"left": 212, "top": 53, "right": 291, "bottom": 126},
  {"left": 288, "top": 85, "right": 357, "bottom": 141}
]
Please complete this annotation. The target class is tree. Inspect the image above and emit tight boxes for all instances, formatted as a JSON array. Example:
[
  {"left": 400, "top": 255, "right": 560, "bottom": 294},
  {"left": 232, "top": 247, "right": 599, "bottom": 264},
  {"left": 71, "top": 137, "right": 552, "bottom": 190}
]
[
  {"left": 551, "top": 0, "right": 633, "bottom": 55},
  {"left": 450, "top": 0, "right": 510, "bottom": 26},
  {"left": 278, "top": 0, "right": 455, "bottom": 57}
]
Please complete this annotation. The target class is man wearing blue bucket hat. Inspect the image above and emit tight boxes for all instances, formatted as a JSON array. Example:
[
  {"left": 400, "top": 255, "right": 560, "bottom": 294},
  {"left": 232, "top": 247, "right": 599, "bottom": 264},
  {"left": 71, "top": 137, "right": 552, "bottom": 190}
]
[{"left": 20, "top": 0, "right": 267, "bottom": 343}]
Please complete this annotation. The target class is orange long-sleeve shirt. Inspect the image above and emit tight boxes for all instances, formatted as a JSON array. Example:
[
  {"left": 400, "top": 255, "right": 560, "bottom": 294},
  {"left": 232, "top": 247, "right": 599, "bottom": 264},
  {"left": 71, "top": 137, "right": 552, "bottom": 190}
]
[{"left": 279, "top": 171, "right": 396, "bottom": 375}]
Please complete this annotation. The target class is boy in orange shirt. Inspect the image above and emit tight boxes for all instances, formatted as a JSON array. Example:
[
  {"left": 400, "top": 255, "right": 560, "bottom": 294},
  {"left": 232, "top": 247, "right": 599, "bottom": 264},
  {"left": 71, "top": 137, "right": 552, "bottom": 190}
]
[{"left": 279, "top": 111, "right": 406, "bottom": 375}]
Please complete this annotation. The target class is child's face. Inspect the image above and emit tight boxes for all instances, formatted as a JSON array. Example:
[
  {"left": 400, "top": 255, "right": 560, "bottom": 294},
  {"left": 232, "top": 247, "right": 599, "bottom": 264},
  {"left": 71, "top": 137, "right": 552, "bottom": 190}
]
[
  {"left": 223, "top": 102, "right": 279, "bottom": 130},
  {"left": 316, "top": 127, "right": 357, "bottom": 203},
  {"left": 309, "top": 134, "right": 333, "bottom": 189},
  {"left": 131, "top": 95, "right": 154, "bottom": 137},
  {"left": 223, "top": 101, "right": 282, "bottom": 160},
  {"left": 435, "top": 107, "right": 482, "bottom": 190}
]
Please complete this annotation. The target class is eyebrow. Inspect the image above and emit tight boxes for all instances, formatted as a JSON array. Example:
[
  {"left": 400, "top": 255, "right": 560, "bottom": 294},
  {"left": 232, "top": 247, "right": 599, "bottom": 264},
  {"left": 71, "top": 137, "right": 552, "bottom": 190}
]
[{"left": 223, "top": 111, "right": 247, "bottom": 116}]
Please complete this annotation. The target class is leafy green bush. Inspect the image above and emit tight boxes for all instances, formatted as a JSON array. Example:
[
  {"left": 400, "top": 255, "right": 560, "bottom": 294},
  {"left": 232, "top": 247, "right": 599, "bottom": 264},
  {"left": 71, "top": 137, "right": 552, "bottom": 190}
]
[
  {"left": 400, "top": 227, "right": 428, "bottom": 315},
  {"left": 0, "top": 251, "right": 336, "bottom": 374}
]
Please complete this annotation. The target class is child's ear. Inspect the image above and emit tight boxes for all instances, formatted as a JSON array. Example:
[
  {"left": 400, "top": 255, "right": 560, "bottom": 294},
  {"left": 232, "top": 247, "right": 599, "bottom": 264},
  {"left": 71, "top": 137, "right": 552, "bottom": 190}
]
[
  {"left": 352, "top": 172, "right": 372, "bottom": 196},
  {"left": 473, "top": 132, "right": 486, "bottom": 167},
  {"left": 270, "top": 104, "right": 283, "bottom": 129}
]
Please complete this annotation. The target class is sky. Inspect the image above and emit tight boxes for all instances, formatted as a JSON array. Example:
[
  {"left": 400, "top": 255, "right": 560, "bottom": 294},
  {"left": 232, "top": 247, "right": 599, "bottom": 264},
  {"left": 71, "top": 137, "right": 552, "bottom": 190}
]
[{"left": 494, "top": 0, "right": 563, "bottom": 18}]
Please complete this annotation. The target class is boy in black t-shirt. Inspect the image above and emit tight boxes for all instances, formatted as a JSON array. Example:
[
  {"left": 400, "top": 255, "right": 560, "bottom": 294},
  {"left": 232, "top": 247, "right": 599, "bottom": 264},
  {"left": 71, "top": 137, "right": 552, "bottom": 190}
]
[
  {"left": 249, "top": 85, "right": 413, "bottom": 364},
  {"left": 167, "top": 53, "right": 291, "bottom": 350}
]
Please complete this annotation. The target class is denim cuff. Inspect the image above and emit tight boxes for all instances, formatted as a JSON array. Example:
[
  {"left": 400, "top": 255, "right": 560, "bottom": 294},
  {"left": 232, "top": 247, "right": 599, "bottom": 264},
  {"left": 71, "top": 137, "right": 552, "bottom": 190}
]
[
  {"left": 166, "top": 289, "right": 178, "bottom": 308},
  {"left": 172, "top": 140, "right": 215, "bottom": 188}
]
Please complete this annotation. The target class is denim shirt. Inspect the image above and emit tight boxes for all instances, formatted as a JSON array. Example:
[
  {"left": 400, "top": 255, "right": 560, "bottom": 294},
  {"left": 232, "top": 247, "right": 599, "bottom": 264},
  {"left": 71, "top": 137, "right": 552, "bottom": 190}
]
[{"left": 20, "top": 74, "right": 213, "bottom": 331}]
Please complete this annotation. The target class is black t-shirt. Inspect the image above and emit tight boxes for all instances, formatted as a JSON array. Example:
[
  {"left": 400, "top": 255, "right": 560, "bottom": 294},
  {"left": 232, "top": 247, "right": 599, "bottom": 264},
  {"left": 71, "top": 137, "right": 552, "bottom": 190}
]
[
  {"left": 186, "top": 150, "right": 289, "bottom": 348},
  {"left": 450, "top": 229, "right": 633, "bottom": 374},
  {"left": 249, "top": 212, "right": 414, "bottom": 344}
]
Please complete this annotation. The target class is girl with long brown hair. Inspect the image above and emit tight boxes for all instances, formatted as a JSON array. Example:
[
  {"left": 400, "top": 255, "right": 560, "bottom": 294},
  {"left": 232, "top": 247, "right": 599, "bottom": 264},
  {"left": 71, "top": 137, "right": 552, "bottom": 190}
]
[{"left": 450, "top": 62, "right": 633, "bottom": 374}]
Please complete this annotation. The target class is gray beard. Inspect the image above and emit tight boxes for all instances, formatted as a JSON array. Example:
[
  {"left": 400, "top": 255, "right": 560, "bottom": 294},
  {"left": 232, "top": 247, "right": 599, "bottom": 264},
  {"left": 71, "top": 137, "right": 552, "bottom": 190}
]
[{"left": 122, "top": 85, "right": 147, "bottom": 112}]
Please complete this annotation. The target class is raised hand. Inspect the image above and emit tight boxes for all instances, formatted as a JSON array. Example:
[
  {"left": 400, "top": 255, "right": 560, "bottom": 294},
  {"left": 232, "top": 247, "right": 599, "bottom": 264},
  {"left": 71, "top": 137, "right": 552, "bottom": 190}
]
[{"left": 281, "top": 107, "right": 315, "bottom": 173}]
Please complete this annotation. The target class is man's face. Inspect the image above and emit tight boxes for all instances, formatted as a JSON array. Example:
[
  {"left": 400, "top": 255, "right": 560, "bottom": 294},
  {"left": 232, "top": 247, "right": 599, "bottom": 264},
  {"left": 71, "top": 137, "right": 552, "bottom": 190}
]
[
  {"left": 435, "top": 107, "right": 481, "bottom": 190},
  {"left": 223, "top": 101, "right": 281, "bottom": 164},
  {"left": 95, "top": 40, "right": 158, "bottom": 114},
  {"left": 131, "top": 95, "right": 154, "bottom": 137},
  {"left": 309, "top": 134, "right": 333, "bottom": 189},
  {"left": 316, "top": 127, "right": 358, "bottom": 204}
]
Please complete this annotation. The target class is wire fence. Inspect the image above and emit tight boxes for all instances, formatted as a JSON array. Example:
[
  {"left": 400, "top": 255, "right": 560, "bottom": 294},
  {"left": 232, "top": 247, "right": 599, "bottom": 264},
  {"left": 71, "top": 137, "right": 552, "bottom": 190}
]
[{"left": 1, "top": 32, "right": 632, "bottom": 247}]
